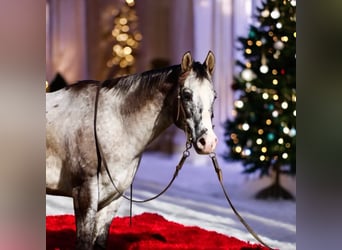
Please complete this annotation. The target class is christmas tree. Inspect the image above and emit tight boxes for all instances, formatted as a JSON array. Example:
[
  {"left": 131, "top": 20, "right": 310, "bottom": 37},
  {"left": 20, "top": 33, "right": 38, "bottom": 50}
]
[
  {"left": 104, "top": 0, "right": 142, "bottom": 78},
  {"left": 224, "top": 0, "right": 296, "bottom": 199}
]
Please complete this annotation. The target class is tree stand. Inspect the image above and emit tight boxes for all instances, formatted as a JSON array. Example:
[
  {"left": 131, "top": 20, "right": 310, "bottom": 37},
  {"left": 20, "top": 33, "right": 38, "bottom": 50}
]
[{"left": 255, "top": 164, "right": 295, "bottom": 200}]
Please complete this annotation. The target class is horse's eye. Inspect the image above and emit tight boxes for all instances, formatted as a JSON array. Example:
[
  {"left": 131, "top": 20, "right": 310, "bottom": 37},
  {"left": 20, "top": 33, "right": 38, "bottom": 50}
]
[{"left": 182, "top": 91, "right": 192, "bottom": 101}]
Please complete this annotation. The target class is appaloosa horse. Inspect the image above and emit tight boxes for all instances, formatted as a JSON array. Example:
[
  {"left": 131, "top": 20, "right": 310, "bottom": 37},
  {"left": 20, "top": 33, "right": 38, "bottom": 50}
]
[{"left": 46, "top": 51, "right": 218, "bottom": 249}]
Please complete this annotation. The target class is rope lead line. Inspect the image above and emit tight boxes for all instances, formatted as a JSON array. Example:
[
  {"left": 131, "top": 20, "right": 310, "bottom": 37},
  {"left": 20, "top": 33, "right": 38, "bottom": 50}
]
[{"left": 209, "top": 153, "right": 274, "bottom": 250}]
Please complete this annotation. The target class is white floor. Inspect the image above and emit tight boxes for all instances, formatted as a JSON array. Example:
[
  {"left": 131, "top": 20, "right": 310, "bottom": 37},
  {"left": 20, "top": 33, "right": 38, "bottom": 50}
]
[{"left": 46, "top": 151, "right": 296, "bottom": 250}]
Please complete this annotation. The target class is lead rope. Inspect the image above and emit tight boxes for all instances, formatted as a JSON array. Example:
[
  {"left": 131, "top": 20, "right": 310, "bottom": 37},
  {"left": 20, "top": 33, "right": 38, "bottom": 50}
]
[
  {"left": 94, "top": 83, "right": 192, "bottom": 226},
  {"left": 209, "top": 152, "right": 274, "bottom": 250}
]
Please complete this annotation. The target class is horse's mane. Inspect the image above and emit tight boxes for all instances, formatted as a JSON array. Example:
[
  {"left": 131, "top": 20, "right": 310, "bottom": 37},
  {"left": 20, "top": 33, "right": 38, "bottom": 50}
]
[{"left": 66, "top": 62, "right": 209, "bottom": 115}]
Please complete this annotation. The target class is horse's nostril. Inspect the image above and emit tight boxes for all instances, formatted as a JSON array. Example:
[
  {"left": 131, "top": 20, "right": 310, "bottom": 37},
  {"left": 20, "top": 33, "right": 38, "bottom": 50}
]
[{"left": 199, "top": 138, "right": 206, "bottom": 146}]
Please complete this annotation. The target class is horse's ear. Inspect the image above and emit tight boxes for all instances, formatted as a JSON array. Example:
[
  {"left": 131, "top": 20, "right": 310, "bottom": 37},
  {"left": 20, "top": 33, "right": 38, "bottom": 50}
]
[
  {"left": 204, "top": 50, "right": 215, "bottom": 75},
  {"left": 181, "top": 51, "right": 193, "bottom": 72}
]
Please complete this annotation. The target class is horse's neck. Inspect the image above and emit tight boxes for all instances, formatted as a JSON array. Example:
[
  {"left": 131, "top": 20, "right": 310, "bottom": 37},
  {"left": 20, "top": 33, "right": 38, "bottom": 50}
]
[{"left": 100, "top": 87, "right": 176, "bottom": 154}]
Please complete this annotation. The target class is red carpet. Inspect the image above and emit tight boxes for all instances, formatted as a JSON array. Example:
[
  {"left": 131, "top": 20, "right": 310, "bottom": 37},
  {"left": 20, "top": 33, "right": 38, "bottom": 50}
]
[{"left": 46, "top": 212, "right": 268, "bottom": 250}]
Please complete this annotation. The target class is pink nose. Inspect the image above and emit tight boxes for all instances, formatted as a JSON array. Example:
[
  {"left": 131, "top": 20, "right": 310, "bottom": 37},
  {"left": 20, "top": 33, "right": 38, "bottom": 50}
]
[{"left": 196, "top": 133, "right": 218, "bottom": 154}]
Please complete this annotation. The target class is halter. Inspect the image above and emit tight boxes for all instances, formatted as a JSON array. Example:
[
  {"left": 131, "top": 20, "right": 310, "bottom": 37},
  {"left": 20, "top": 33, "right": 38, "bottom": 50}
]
[{"left": 93, "top": 80, "right": 274, "bottom": 250}]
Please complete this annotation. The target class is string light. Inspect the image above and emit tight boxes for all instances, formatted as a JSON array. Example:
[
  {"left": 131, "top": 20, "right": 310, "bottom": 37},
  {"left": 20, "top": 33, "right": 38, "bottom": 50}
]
[
  {"left": 234, "top": 100, "right": 244, "bottom": 109},
  {"left": 281, "top": 101, "right": 288, "bottom": 109},
  {"left": 270, "top": 7, "right": 280, "bottom": 19},
  {"left": 261, "top": 9, "right": 270, "bottom": 17},
  {"left": 235, "top": 146, "right": 242, "bottom": 153},
  {"left": 241, "top": 68, "right": 256, "bottom": 81},
  {"left": 106, "top": 0, "right": 142, "bottom": 77},
  {"left": 282, "top": 153, "right": 288, "bottom": 159},
  {"left": 242, "top": 123, "right": 250, "bottom": 131},
  {"left": 260, "top": 65, "right": 269, "bottom": 74},
  {"left": 283, "top": 126, "right": 290, "bottom": 134},
  {"left": 278, "top": 138, "right": 284, "bottom": 144}
]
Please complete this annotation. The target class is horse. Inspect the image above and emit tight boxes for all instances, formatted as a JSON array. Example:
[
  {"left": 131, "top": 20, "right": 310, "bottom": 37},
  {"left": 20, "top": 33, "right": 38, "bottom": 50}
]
[{"left": 46, "top": 51, "right": 218, "bottom": 250}]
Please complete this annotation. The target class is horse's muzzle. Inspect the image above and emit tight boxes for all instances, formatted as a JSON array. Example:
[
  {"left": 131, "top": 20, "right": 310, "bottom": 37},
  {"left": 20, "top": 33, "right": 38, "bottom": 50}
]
[{"left": 194, "top": 130, "right": 218, "bottom": 154}]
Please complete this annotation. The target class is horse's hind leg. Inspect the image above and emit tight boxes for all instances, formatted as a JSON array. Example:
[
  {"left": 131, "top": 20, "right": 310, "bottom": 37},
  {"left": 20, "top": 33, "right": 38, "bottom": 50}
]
[
  {"left": 94, "top": 197, "right": 123, "bottom": 249},
  {"left": 72, "top": 180, "right": 98, "bottom": 250}
]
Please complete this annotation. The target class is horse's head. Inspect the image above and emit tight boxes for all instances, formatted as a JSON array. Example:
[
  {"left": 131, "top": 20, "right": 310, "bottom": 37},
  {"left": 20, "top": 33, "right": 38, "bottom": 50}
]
[{"left": 175, "top": 51, "right": 218, "bottom": 154}]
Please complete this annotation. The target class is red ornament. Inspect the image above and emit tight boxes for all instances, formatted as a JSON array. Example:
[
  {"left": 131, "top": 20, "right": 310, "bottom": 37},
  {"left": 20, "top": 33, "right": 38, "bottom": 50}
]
[{"left": 280, "top": 69, "right": 286, "bottom": 75}]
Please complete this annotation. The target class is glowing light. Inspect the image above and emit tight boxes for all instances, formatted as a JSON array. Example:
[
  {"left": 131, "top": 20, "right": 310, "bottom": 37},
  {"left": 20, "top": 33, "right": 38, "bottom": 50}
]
[
  {"left": 272, "top": 110, "right": 279, "bottom": 117},
  {"left": 293, "top": 110, "right": 296, "bottom": 116},
  {"left": 258, "top": 129, "right": 264, "bottom": 135},
  {"left": 276, "top": 22, "right": 282, "bottom": 29},
  {"left": 261, "top": 9, "right": 270, "bottom": 17},
  {"left": 256, "top": 138, "right": 263, "bottom": 145},
  {"left": 119, "top": 18, "right": 128, "bottom": 25},
  {"left": 243, "top": 148, "right": 251, "bottom": 156},
  {"left": 123, "top": 46, "right": 132, "bottom": 55},
  {"left": 242, "top": 123, "right": 250, "bottom": 131},
  {"left": 272, "top": 69, "right": 278, "bottom": 75},
  {"left": 120, "top": 60, "right": 128, "bottom": 68},
  {"left": 245, "top": 48, "right": 252, "bottom": 54},
  {"left": 290, "top": 0, "right": 296, "bottom": 7},
  {"left": 278, "top": 138, "right": 284, "bottom": 144},
  {"left": 241, "top": 68, "right": 256, "bottom": 81},
  {"left": 266, "top": 119, "right": 272, "bottom": 125},
  {"left": 272, "top": 79, "right": 278, "bottom": 85},
  {"left": 256, "top": 40, "right": 262, "bottom": 46},
  {"left": 234, "top": 100, "right": 244, "bottom": 109},
  {"left": 125, "top": 54, "right": 134, "bottom": 63},
  {"left": 281, "top": 101, "right": 288, "bottom": 109},
  {"left": 121, "top": 25, "right": 129, "bottom": 32},
  {"left": 125, "top": 0, "right": 135, "bottom": 6},
  {"left": 117, "top": 33, "right": 128, "bottom": 41},
  {"left": 289, "top": 128, "right": 296, "bottom": 137},
  {"left": 262, "top": 92, "right": 269, "bottom": 99},
  {"left": 270, "top": 8, "right": 280, "bottom": 19},
  {"left": 273, "top": 94, "right": 279, "bottom": 101},
  {"left": 274, "top": 40, "right": 284, "bottom": 50},
  {"left": 293, "top": 32, "right": 296, "bottom": 38},
  {"left": 235, "top": 146, "right": 242, "bottom": 153},
  {"left": 247, "top": 40, "right": 253, "bottom": 46},
  {"left": 282, "top": 153, "right": 288, "bottom": 159},
  {"left": 281, "top": 36, "right": 289, "bottom": 42},
  {"left": 260, "top": 155, "right": 266, "bottom": 161},
  {"left": 283, "top": 127, "right": 290, "bottom": 134},
  {"left": 260, "top": 64, "right": 269, "bottom": 74},
  {"left": 261, "top": 147, "right": 267, "bottom": 153}
]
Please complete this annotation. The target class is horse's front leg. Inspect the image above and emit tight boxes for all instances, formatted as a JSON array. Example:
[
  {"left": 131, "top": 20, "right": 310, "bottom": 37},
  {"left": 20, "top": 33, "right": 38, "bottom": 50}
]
[
  {"left": 72, "top": 178, "right": 99, "bottom": 250},
  {"left": 94, "top": 197, "right": 123, "bottom": 249}
]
